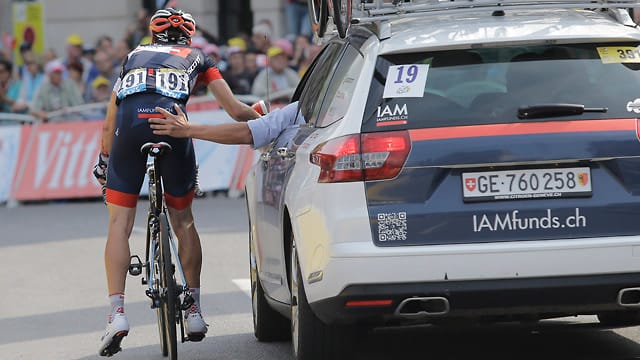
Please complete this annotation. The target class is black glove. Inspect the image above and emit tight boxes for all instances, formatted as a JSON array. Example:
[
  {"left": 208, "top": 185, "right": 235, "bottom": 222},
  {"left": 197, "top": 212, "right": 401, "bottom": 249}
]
[{"left": 93, "top": 152, "right": 109, "bottom": 184}]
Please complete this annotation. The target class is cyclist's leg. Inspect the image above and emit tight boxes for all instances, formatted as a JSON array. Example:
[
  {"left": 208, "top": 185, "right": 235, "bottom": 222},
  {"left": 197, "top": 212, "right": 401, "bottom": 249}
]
[
  {"left": 99, "top": 98, "right": 150, "bottom": 355},
  {"left": 104, "top": 99, "right": 149, "bottom": 295},
  {"left": 104, "top": 204, "right": 137, "bottom": 295},
  {"left": 158, "top": 110, "right": 201, "bottom": 288},
  {"left": 166, "top": 204, "right": 202, "bottom": 287}
]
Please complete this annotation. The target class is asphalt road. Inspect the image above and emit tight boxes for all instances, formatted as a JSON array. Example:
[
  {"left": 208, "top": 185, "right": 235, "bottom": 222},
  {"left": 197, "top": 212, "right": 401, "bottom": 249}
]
[{"left": 2, "top": 196, "right": 640, "bottom": 360}]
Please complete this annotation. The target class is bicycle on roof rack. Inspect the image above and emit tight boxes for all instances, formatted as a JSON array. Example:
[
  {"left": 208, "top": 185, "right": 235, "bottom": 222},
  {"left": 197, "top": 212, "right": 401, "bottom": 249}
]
[
  {"left": 308, "top": 0, "right": 640, "bottom": 39},
  {"left": 308, "top": 0, "right": 353, "bottom": 38},
  {"left": 127, "top": 141, "right": 198, "bottom": 360}
]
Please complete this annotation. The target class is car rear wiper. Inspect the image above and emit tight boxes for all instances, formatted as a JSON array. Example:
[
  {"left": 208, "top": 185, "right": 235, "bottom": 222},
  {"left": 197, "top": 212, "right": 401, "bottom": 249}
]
[{"left": 517, "top": 103, "right": 608, "bottom": 119}]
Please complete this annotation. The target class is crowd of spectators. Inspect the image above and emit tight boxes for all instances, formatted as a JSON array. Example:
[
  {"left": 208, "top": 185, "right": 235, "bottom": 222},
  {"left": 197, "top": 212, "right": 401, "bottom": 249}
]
[{"left": 0, "top": 6, "right": 323, "bottom": 125}]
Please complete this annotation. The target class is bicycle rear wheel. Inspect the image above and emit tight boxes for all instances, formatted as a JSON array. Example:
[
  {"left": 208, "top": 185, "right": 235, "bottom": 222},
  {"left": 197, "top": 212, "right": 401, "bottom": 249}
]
[
  {"left": 147, "top": 212, "right": 169, "bottom": 357},
  {"left": 159, "top": 213, "right": 178, "bottom": 359}
]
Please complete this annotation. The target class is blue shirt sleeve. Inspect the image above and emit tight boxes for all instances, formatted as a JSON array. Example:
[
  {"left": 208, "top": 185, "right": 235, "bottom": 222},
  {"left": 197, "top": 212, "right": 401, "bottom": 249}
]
[{"left": 247, "top": 101, "right": 303, "bottom": 149}]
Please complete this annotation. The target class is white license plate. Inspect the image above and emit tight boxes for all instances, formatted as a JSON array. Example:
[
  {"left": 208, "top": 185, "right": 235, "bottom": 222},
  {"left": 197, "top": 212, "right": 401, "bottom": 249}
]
[{"left": 462, "top": 167, "right": 592, "bottom": 202}]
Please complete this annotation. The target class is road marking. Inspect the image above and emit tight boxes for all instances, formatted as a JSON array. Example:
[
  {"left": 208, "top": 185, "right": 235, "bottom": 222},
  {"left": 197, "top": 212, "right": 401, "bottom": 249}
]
[{"left": 232, "top": 278, "right": 251, "bottom": 297}]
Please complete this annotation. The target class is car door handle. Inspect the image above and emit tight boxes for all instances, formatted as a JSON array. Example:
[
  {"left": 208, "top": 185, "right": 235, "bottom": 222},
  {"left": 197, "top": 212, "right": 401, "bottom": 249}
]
[
  {"left": 277, "top": 147, "right": 295, "bottom": 159},
  {"left": 260, "top": 152, "right": 271, "bottom": 162}
]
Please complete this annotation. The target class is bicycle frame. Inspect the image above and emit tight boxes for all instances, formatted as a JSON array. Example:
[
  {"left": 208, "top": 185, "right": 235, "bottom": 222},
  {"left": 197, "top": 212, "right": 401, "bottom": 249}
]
[
  {"left": 143, "top": 155, "right": 190, "bottom": 309},
  {"left": 129, "top": 141, "right": 195, "bottom": 359}
]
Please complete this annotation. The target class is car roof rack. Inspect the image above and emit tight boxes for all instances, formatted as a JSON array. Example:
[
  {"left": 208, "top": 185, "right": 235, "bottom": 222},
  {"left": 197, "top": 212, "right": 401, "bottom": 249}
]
[{"left": 352, "top": 0, "right": 640, "bottom": 36}]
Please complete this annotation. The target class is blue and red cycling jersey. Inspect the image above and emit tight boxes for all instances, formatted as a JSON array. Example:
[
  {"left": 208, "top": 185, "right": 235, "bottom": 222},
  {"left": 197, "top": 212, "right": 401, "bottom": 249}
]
[
  {"left": 114, "top": 44, "right": 222, "bottom": 103},
  {"left": 106, "top": 44, "right": 223, "bottom": 209}
]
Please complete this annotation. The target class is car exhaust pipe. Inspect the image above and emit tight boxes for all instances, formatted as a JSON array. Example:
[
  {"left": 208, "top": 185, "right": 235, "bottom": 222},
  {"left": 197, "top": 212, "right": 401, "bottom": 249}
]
[
  {"left": 617, "top": 287, "right": 640, "bottom": 307},
  {"left": 394, "top": 296, "right": 450, "bottom": 318}
]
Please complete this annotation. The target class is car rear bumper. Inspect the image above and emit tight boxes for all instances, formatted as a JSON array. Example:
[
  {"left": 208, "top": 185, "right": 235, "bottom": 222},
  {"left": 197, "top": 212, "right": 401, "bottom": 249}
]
[{"left": 310, "top": 272, "right": 640, "bottom": 326}]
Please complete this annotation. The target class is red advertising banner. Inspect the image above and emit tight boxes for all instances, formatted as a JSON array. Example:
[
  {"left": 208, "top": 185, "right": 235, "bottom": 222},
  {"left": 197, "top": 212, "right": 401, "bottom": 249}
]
[{"left": 12, "top": 121, "right": 103, "bottom": 200}]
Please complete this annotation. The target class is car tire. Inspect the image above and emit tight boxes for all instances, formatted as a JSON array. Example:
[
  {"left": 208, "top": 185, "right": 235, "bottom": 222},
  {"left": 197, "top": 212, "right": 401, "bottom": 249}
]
[
  {"left": 596, "top": 310, "right": 640, "bottom": 327},
  {"left": 290, "top": 236, "right": 358, "bottom": 360},
  {"left": 249, "top": 219, "right": 290, "bottom": 341}
]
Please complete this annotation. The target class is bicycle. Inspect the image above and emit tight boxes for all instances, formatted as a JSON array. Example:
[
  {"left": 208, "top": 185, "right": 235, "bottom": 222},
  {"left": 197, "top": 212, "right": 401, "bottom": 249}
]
[{"left": 127, "top": 141, "right": 199, "bottom": 360}]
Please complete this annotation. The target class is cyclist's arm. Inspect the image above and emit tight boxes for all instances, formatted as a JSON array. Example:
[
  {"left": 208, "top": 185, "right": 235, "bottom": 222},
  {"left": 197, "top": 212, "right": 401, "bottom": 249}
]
[
  {"left": 101, "top": 91, "right": 118, "bottom": 155},
  {"left": 151, "top": 105, "right": 253, "bottom": 144},
  {"left": 207, "top": 78, "right": 261, "bottom": 122}
]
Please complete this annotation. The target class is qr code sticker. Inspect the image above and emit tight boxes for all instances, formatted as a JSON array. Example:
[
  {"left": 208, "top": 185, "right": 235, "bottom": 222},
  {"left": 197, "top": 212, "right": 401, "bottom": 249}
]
[{"left": 377, "top": 212, "right": 407, "bottom": 242}]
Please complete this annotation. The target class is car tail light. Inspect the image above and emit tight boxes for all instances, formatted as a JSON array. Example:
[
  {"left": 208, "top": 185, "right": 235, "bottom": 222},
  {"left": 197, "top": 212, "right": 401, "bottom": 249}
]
[{"left": 310, "top": 131, "right": 411, "bottom": 183}]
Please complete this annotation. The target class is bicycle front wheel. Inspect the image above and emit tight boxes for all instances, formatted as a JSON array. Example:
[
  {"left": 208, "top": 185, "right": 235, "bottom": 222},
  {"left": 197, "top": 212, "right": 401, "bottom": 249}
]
[
  {"left": 159, "top": 213, "right": 178, "bottom": 359},
  {"left": 308, "top": 0, "right": 329, "bottom": 38},
  {"left": 331, "top": 0, "right": 352, "bottom": 38}
]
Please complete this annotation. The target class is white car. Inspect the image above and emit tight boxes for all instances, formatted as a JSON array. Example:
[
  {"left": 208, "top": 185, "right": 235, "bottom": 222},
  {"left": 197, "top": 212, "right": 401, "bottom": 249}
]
[{"left": 245, "top": 1, "right": 640, "bottom": 359}]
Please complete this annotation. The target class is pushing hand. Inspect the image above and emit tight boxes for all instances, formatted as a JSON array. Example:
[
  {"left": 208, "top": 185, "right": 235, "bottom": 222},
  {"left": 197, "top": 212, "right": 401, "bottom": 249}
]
[{"left": 149, "top": 104, "right": 191, "bottom": 138}]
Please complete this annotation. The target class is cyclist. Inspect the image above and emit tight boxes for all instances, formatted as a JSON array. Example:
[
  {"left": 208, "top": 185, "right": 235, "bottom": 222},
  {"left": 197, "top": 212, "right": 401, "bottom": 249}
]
[{"left": 93, "top": 8, "right": 262, "bottom": 356}]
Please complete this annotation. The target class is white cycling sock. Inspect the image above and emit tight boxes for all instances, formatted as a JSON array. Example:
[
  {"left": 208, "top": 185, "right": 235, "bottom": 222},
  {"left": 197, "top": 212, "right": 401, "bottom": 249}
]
[
  {"left": 189, "top": 288, "right": 200, "bottom": 313},
  {"left": 108, "top": 293, "right": 125, "bottom": 322}
]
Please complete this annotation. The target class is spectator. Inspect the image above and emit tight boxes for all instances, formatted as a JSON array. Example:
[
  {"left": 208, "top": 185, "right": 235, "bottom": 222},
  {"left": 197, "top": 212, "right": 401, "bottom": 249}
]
[
  {"left": 285, "top": 0, "right": 312, "bottom": 38},
  {"left": 91, "top": 50, "right": 117, "bottom": 89},
  {"left": 111, "top": 39, "right": 131, "bottom": 84},
  {"left": 83, "top": 75, "right": 112, "bottom": 120},
  {"left": 0, "top": 59, "right": 20, "bottom": 113},
  {"left": 251, "top": 46, "right": 300, "bottom": 100},
  {"left": 30, "top": 60, "right": 84, "bottom": 122},
  {"left": 64, "top": 34, "right": 93, "bottom": 85},
  {"left": 11, "top": 55, "right": 44, "bottom": 114},
  {"left": 124, "top": 8, "right": 152, "bottom": 49},
  {"left": 290, "top": 34, "right": 312, "bottom": 72},
  {"left": 95, "top": 35, "right": 114, "bottom": 57},
  {"left": 15, "top": 42, "right": 34, "bottom": 80},
  {"left": 298, "top": 44, "right": 323, "bottom": 77},
  {"left": 222, "top": 46, "right": 253, "bottom": 95},
  {"left": 228, "top": 36, "right": 248, "bottom": 51},
  {"left": 90, "top": 76, "right": 112, "bottom": 103},
  {"left": 274, "top": 37, "right": 294, "bottom": 60},
  {"left": 244, "top": 49, "right": 261, "bottom": 85},
  {"left": 203, "top": 43, "right": 227, "bottom": 72},
  {"left": 67, "top": 60, "right": 90, "bottom": 102},
  {"left": 43, "top": 48, "right": 58, "bottom": 64},
  {"left": 250, "top": 22, "right": 273, "bottom": 54}
]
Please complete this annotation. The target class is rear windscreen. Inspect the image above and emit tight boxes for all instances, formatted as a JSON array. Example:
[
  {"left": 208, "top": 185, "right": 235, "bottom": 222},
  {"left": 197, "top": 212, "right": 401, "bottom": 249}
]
[{"left": 362, "top": 43, "right": 640, "bottom": 131}]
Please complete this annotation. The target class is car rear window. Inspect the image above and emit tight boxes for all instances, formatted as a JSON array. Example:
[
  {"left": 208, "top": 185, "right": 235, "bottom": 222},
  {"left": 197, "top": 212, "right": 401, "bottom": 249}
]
[{"left": 362, "top": 43, "right": 640, "bottom": 131}]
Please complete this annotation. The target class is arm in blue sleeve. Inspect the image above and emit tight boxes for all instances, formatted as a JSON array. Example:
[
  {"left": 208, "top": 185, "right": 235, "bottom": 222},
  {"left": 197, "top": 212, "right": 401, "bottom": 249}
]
[{"left": 247, "top": 101, "right": 302, "bottom": 149}]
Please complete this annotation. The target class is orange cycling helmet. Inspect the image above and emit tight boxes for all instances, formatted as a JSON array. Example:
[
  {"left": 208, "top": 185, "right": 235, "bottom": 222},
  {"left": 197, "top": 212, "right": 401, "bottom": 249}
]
[{"left": 150, "top": 8, "right": 196, "bottom": 45}]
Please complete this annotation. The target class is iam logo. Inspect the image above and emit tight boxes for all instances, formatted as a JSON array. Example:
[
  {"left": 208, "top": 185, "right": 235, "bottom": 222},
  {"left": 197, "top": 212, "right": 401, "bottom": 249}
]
[
  {"left": 578, "top": 172, "right": 589, "bottom": 186},
  {"left": 465, "top": 177, "right": 477, "bottom": 192}
]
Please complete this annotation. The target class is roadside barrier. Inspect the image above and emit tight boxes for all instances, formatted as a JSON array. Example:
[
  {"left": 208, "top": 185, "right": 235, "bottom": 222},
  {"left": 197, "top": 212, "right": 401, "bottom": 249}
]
[{"left": 0, "top": 94, "right": 287, "bottom": 206}]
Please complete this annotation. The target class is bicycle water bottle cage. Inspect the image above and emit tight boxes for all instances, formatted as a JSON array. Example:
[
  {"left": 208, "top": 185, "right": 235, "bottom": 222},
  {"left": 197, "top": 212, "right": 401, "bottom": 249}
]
[{"left": 140, "top": 142, "right": 172, "bottom": 157}]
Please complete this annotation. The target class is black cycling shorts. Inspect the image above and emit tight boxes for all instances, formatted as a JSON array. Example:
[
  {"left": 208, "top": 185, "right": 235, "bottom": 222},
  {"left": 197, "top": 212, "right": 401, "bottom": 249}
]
[{"left": 105, "top": 93, "right": 196, "bottom": 209}]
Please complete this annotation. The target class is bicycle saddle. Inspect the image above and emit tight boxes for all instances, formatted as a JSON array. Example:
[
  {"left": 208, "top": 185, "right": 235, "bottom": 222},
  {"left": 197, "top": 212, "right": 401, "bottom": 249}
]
[{"left": 140, "top": 142, "right": 172, "bottom": 157}]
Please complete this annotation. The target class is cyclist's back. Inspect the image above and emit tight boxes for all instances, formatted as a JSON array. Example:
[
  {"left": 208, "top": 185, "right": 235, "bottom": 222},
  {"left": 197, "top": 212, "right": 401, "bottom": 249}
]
[{"left": 107, "top": 42, "right": 221, "bottom": 208}]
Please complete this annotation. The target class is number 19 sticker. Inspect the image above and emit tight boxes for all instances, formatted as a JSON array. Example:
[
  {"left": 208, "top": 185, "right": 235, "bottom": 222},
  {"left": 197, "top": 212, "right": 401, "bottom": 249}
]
[{"left": 383, "top": 64, "right": 429, "bottom": 98}]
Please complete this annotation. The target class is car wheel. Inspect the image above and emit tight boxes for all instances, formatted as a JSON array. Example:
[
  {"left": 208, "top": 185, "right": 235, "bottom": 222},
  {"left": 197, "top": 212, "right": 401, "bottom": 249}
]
[
  {"left": 597, "top": 310, "right": 640, "bottom": 327},
  {"left": 290, "top": 235, "right": 358, "bottom": 360},
  {"left": 249, "top": 220, "right": 290, "bottom": 341}
]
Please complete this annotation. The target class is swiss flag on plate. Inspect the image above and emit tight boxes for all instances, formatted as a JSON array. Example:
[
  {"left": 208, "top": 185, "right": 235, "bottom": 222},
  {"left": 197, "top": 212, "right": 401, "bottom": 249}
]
[{"left": 465, "top": 178, "right": 477, "bottom": 192}]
